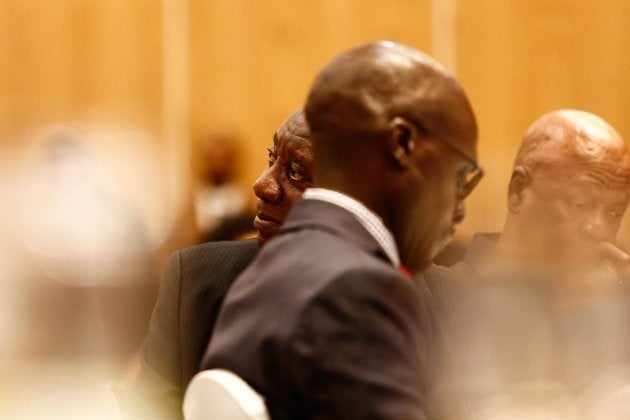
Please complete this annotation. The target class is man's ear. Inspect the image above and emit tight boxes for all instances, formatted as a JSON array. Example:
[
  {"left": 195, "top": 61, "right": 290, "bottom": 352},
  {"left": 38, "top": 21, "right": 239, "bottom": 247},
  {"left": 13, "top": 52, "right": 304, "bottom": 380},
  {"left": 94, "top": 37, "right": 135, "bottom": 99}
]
[
  {"left": 388, "top": 117, "right": 418, "bottom": 169},
  {"left": 507, "top": 166, "right": 530, "bottom": 213}
]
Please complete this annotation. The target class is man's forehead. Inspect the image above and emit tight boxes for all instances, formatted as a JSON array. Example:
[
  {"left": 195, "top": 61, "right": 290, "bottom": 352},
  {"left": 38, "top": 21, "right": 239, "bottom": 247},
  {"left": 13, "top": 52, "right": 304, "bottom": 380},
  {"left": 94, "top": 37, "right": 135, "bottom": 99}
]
[
  {"left": 275, "top": 124, "right": 311, "bottom": 144},
  {"left": 273, "top": 128, "right": 313, "bottom": 157},
  {"left": 535, "top": 168, "right": 630, "bottom": 196},
  {"left": 525, "top": 126, "right": 630, "bottom": 183}
]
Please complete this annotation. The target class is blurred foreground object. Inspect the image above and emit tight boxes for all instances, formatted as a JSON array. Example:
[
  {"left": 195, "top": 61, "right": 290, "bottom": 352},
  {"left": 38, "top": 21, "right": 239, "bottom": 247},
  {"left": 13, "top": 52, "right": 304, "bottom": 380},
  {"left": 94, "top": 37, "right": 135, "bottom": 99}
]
[
  {"left": 183, "top": 369, "right": 269, "bottom": 420},
  {"left": 0, "top": 122, "right": 178, "bottom": 419}
]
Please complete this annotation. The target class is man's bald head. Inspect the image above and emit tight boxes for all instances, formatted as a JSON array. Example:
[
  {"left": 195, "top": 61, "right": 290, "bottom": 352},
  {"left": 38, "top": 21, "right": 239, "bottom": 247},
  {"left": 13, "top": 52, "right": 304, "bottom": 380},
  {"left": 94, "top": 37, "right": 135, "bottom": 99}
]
[
  {"left": 502, "top": 109, "right": 630, "bottom": 271},
  {"left": 302, "top": 41, "right": 480, "bottom": 271},
  {"left": 514, "top": 110, "right": 630, "bottom": 188},
  {"left": 282, "top": 109, "right": 310, "bottom": 141},
  {"left": 305, "top": 41, "right": 478, "bottom": 165}
]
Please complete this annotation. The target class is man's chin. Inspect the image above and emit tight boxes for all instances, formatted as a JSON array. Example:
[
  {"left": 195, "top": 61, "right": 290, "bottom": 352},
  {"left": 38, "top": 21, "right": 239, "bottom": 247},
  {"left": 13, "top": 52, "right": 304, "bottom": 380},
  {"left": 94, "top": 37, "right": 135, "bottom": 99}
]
[{"left": 256, "top": 229, "right": 278, "bottom": 246}]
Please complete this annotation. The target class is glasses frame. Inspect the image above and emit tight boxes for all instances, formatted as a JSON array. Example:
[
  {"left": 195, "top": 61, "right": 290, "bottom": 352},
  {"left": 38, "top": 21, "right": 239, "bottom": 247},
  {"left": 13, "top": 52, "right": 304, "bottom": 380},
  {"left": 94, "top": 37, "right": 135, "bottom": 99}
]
[{"left": 407, "top": 117, "right": 484, "bottom": 200}]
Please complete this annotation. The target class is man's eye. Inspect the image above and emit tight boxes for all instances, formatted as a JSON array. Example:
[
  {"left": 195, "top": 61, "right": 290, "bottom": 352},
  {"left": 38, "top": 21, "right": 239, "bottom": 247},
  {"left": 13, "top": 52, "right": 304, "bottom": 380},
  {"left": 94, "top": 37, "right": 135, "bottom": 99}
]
[
  {"left": 288, "top": 164, "right": 304, "bottom": 182},
  {"left": 267, "top": 148, "right": 277, "bottom": 167},
  {"left": 568, "top": 199, "right": 588, "bottom": 211},
  {"left": 608, "top": 210, "right": 624, "bottom": 220}
]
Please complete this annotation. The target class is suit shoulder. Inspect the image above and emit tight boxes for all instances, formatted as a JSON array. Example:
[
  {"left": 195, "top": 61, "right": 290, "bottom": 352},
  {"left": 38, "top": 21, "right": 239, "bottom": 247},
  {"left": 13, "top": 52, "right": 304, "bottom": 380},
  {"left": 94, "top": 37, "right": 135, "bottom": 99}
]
[
  {"left": 179, "top": 239, "right": 258, "bottom": 262},
  {"left": 320, "top": 264, "right": 425, "bottom": 309},
  {"left": 289, "top": 264, "right": 434, "bottom": 364},
  {"left": 172, "top": 239, "right": 258, "bottom": 288},
  {"left": 290, "top": 256, "right": 426, "bottom": 326}
]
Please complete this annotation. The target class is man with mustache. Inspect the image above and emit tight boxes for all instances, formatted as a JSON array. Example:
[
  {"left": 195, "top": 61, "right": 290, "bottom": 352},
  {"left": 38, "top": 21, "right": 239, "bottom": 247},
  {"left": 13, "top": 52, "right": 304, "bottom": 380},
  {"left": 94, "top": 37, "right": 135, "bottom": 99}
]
[
  {"left": 126, "top": 110, "right": 313, "bottom": 419},
  {"left": 433, "top": 110, "right": 630, "bottom": 417},
  {"left": 201, "top": 40, "right": 481, "bottom": 419}
]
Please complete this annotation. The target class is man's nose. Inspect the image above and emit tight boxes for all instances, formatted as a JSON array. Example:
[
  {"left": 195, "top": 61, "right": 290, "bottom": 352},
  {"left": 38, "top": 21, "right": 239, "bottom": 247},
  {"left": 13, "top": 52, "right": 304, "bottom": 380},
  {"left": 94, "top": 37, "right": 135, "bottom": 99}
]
[
  {"left": 453, "top": 200, "right": 466, "bottom": 225},
  {"left": 253, "top": 167, "right": 282, "bottom": 203},
  {"left": 580, "top": 212, "right": 613, "bottom": 242}
]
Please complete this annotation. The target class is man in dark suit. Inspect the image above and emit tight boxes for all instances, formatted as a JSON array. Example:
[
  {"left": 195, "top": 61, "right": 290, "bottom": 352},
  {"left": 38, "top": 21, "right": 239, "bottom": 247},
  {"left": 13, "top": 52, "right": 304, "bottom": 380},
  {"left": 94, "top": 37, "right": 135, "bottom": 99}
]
[
  {"left": 125, "top": 110, "right": 314, "bottom": 419},
  {"left": 201, "top": 41, "right": 481, "bottom": 419}
]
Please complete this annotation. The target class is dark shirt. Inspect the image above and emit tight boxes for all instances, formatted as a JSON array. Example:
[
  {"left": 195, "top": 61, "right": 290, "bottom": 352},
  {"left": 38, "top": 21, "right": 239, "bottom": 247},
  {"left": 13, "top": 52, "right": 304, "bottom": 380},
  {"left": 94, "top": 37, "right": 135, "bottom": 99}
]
[
  {"left": 125, "top": 239, "right": 258, "bottom": 419},
  {"left": 202, "top": 199, "right": 437, "bottom": 419}
]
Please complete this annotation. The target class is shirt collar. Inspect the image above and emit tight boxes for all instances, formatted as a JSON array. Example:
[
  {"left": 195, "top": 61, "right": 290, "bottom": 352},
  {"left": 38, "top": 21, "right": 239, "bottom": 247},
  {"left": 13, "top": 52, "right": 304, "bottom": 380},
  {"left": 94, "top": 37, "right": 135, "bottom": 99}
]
[{"left": 302, "top": 188, "right": 400, "bottom": 267}]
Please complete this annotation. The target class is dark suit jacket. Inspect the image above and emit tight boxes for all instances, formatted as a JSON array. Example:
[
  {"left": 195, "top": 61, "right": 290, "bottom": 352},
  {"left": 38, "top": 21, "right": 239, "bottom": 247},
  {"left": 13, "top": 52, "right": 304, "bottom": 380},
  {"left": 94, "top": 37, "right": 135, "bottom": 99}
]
[
  {"left": 126, "top": 239, "right": 258, "bottom": 419},
  {"left": 202, "top": 198, "right": 436, "bottom": 419}
]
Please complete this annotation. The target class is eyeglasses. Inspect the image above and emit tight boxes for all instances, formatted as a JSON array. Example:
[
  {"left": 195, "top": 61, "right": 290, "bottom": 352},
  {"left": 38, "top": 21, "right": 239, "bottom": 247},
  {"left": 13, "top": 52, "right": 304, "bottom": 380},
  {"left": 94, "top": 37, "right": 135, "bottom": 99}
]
[
  {"left": 437, "top": 138, "right": 484, "bottom": 200},
  {"left": 408, "top": 117, "right": 484, "bottom": 200}
]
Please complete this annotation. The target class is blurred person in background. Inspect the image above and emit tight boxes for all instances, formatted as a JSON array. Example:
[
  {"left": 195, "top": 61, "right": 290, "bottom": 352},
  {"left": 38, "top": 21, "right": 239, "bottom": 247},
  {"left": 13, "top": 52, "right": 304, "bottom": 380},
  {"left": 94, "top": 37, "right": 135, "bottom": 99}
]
[
  {"left": 1, "top": 124, "right": 161, "bottom": 419},
  {"left": 125, "top": 110, "right": 313, "bottom": 419},
  {"left": 431, "top": 110, "right": 630, "bottom": 418},
  {"left": 193, "top": 131, "right": 254, "bottom": 243}
]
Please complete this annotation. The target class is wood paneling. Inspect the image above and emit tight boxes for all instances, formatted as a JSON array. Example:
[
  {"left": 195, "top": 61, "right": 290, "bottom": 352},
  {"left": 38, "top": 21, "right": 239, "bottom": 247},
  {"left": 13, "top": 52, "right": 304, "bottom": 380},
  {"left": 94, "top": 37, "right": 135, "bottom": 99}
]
[
  {"left": 189, "top": 0, "right": 432, "bottom": 193},
  {"left": 0, "top": 0, "right": 162, "bottom": 133}
]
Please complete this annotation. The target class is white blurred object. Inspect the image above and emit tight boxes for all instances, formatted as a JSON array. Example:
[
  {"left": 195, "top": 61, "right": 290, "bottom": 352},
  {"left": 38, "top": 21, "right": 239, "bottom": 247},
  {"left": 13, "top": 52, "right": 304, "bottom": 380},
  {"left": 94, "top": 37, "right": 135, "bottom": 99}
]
[
  {"left": 1, "top": 361, "right": 122, "bottom": 420},
  {"left": 183, "top": 369, "right": 269, "bottom": 420},
  {"left": 470, "top": 382, "right": 579, "bottom": 420},
  {"left": 0, "top": 122, "right": 166, "bottom": 397},
  {"left": 578, "top": 366, "right": 630, "bottom": 420},
  {"left": 7, "top": 123, "right": 169, "bottom": 286}
]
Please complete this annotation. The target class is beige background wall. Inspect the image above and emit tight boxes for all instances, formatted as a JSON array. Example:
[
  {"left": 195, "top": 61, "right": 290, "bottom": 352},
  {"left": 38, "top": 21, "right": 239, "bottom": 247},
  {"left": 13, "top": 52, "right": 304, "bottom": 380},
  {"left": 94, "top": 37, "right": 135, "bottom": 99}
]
[
  {"left": 189, "top": 0, "right": 432, "bottom": 195},
  {"left": 0, "top": 0, "right": 162, "bottom": 135},
  {"left": 1, "top": 0, "right": 628, "bottom": 253}
]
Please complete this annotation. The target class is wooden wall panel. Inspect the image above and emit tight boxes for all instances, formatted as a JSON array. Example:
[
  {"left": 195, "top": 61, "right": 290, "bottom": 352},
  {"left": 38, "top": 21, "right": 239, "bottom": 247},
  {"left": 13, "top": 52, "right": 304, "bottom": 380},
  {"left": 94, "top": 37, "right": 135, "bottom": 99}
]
[
  {"left": 189, "top": 0, "right": 433, "bottom": 195},
  {"left": 0, "top": 0, "right": 162, "bottom": 138}
]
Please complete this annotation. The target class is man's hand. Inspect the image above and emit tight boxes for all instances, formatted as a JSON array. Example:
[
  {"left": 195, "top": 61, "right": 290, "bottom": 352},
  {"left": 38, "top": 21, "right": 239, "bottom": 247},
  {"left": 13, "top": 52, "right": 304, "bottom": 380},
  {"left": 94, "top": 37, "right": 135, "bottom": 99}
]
[{"left": 599, "top": 241, "right": 630, "bottom": 282}]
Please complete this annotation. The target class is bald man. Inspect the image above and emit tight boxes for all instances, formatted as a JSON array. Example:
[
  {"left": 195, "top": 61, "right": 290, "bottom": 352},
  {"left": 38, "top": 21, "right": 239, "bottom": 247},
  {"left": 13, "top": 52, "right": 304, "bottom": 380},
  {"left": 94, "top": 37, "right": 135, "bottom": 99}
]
[
  {"left": 433, "top": 110, "right": 630, "bottom": 417},
  {"left": 201, "top": 41, "right": 480, "bottom": 419},
  {"left": 454, "top": 109, "right": 630, "bottom": 290}
]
